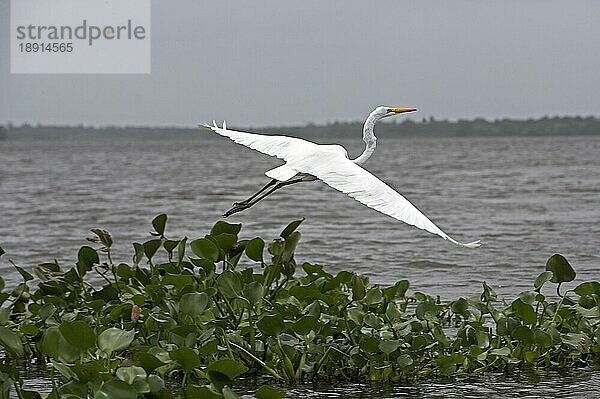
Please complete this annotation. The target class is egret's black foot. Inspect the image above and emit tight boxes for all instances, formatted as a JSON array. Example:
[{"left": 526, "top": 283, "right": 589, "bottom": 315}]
[
  {"left": 232, "top": 201, "right": 248, "bottom": 206},
  {"left": 222, "top": 203, "right": 250, "bottom": 218}
]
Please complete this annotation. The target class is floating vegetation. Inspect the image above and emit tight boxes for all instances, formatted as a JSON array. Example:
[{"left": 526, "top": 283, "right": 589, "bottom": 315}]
[{"left": 0, "top": 215, "right": 598, "bottom": 398}]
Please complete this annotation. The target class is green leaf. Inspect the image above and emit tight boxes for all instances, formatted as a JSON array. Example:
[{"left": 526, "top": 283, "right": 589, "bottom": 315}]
[
  {"left": 304, "top": 300, "right": 321, "bottom": 318},
  {"left": 152, "top": 214, "right": 167, "bottom": 236},
  {"left": 0, "top": 326, "right": 24, "bottom": 357},
  {"left": 214, "top": 233, "right": 237, "bottom": 253},
  {"left": 451, "top": 298, "right": 469, "bottom": 315},
  {"left": 96, "top": 379, "right": 138, "bottom": 399},
  {"left": 352, "top": 275, "right": 366, "bottom": 301},
  {"left": 280, "top": 218, "right": 304, "bottom": 238},
  {"left": 72, "top": 361, "right": 101, "bottom": 383},
  {"left": 51, "top": 362, "right": 77, "bottom": 379},
  {"left": 525, "top": 350, "right": 539, "bottom": 363},
  {"left": 292, "top": 316, "right": 320, "bottom": 335},
  {"left": 179, "top": 292, "right": 208, "bottom": 316},
  {"left": 206, "top": 359, "right": 249, "bottom": 380},
  {"left": 177, "top": 236, "right": 188, "bottom": 266},
  {"left": 216, "top": 271, "right": 242, "bottom": 298},
  {"left": 257, "top": 314, "right": 285, "bottom": 336},
  {"left": 282, "top": 231, "right": 301, "bottom": 263},
  {"left": 41, "top": 326, "right": 79, "bottom": 363},
  {"left": 545, "top": 254, "right": 576, "bottom": 283},
  {"left": 416, "top": 301, "right": 438, "bottom": 322},
  {"left": 512, "top": 325, "right": 534, "bottom": 345},
  {"left": 92, "top": 285, "right": 119, "bottom": 302},
  {"left": 170, "top": 347, "right": 200, "bottom": 372},
  {"left": 379, "top": 339, "right": 401, "bottom": 354},
  {"left": 192, "top": 258, "right": 215, "bottom": 274},
  {"left": 364, "top": 313, "right": 383, "bottom": 329},
  {"left": 211, "top": 221, "right": 242, "bottom": 236},
  {"left": 243, "top": 281, "right": 263, "bottom": 305},
  {"left": 512, "top": 299, "right": 537, "bottom": 325},
  {"left": 20, "top": 324, "right": 39, "bottom": 336},
  {"left": 59, "top": 320, "right": 96, "bottom": 351},
  {"left": 397, "top": 354, "right": 413, "bottom": 368},
  {"left": 435, "top": 356, "right": 457, "bottom": 376},
  {"left": 90, "top": 228, "right": 113, "bottom": 248},
  {"left": 21, "top": 391, "right": 42, "bottom": 399},
  {"left": 534, "top": 271, "right": 554, "bottom": 291},
  {"left": 256, "top": 385, "right": 285, "bottom": 399},
  {"left": 490, "top": 347, "right": 511, "bottom": 356},
  {"left": 98, "top": 328, "right": 135, "bottom": 354},
  {"left": 476, "top": 331, "right": 490, "bottom": 349},
  {"left": 385, "top": 302, "right": 402, "bottom": 322},
  {"left": 14, "top": 266, "right": 33, "bottom": 282},
  {"left": 575, "top": 281, "right": 600, "bottom": 296},
  {"left": 289, "top": 283, "right": 321, "bottom": 301},
  {"left": 76, "top": 246, "right": 98, "bottom": 277},
  {"left": 190, "top": 238, "right": 219, "bottom": 262},
  {"left": 365, "top": 288, "right": 383, "bottom": 305},
  {"left": 206, "top": 370, "right": 230, "bottom": 394},
  {"left": 222, "top": 386, "right": 239, "bottom": 399},
  {"left": 60, "top": 380, "right": 88, "bottom": 397},
  {"left": 164, "top": 239, "right": 179, "bottom": 253},
  {"left": 518, "top": 291, "right": 536, "bottom": 305},
  {"left": 481, "top": 281, "right": 497, "bottom": 301},
  {"left": 132, "top": 242, "right": 145, "bottom": 265},
  {"left": 143, "top": 239, "right": 162, "bottom": 261},
  {"left": 147, "top": 374, "right": 165, "bottom": 393},
  {"left": 563, "top": 333, "right": 591, "bottom": 353},
  {"left": 533, "top": 328, "right": 553, "bottom": 347},
  {"left": 245, "top": 237, "right": 265, "bottom": 262},
  {"left": 116, "top": 366, "right": 146, "bottom": 385},
  {"left": 395, "top": 280, "right": 410, "bottom": 297},
  {"left": 163, "top": 273, "right": 195, "bottom": 290},
  {"left": 135, "top": 352, "right": 166, "bottom": 373},
  {"left": 302, "top": 262, "right": 323, "bottom": 275},
  {"left": 363, "top": 339, "right": 386, "bottom": 360}
]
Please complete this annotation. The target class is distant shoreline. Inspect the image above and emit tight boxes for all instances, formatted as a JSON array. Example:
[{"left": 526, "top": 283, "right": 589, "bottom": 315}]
[{"left": 1, "top": 115, "right": 599, "bottom": 140}]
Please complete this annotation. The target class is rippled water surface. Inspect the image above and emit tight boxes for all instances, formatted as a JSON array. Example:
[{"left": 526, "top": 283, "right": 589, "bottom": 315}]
[
  {"left": 236, "top": 368, "right": 600, "bottom": 398},
  {"left": 1, "top": 133, "right": 600, "bottom": 397},
  {"left": 2, "top": 134, "right": 598, "bottom": 296}
]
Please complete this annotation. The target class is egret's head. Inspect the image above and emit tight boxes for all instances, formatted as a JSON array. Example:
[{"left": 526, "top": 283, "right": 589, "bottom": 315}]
[{"left": 372, "top": 106, "right": 417, "bottom": 120}]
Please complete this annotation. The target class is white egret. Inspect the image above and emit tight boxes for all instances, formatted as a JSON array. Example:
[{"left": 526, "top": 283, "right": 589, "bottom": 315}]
[{"left": 199, "top": 106, "right": 481, "bottom": 248}]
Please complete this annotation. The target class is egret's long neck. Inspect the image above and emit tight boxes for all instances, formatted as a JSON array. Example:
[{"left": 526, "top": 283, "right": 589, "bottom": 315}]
[{"left": 352, "top": 111, "right": 380, "bottom": 166}]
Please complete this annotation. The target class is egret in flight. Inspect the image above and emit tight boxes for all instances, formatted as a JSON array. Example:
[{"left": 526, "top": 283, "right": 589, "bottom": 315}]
[{"left": 199, "top": 106, "right": 481, "bottom": 248}]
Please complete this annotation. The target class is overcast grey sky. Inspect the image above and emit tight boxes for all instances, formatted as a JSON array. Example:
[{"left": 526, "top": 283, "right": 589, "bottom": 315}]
[{"left": 1, "top": 0, "right": 599, "bottom": 127}]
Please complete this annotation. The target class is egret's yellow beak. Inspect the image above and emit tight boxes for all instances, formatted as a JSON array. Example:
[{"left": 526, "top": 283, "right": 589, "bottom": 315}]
[{"left": 388, "top": 107, "right": 417, "bottom": 114}]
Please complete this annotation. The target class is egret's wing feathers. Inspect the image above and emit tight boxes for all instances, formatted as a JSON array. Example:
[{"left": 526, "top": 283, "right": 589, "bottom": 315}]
[
  {"left": 200, "top": 122, "right": 481, "bottom": 248},
  {"left": 265, "top": 164, "right": 299, "bottom": 181},
  {"left": 292, "top": 154, "right": 481, "bottom": 248},
  {"left": 201, "top": 121, "right": 320, "bottom": 162}
]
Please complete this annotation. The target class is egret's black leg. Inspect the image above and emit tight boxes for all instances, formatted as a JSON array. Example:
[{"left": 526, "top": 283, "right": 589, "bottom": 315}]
[
  {"left": 223, "top": 178, "right": 303, "bottom": 217},
  {"left": 233, "top": 179, "right": 277, "bottom": 206}
]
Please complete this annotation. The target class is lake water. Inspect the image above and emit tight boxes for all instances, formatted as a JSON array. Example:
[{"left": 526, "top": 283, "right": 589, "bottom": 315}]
[{"left": 1, "top": 133, "right": 600, "bottom": 397}]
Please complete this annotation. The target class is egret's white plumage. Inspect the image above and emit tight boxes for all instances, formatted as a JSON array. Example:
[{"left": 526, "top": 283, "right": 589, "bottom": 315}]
[{"left": 200, "top": 107, "right": 481, "bottom": 249}]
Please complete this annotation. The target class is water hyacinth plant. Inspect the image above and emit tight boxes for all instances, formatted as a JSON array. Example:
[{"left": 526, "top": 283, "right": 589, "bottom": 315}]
[{"left": 0, "top": 214, "right": 598, "bottom": 398}]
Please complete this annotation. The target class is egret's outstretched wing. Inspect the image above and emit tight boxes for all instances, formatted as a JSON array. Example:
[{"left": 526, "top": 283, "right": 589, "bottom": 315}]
[
  {"left": 283, "top": 148, "right": 481, "bottom": 248},
  {"left": 200, "top": 122, "right": 481, "bottom": 248},
  {"left": 199, "top": 121, "right": 320, "bottom": 163}
]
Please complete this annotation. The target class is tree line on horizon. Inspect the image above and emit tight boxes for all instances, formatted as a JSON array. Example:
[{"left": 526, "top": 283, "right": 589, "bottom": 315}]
[{"left": 1, "top": 115, "right": 599, "bottom": 140}]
